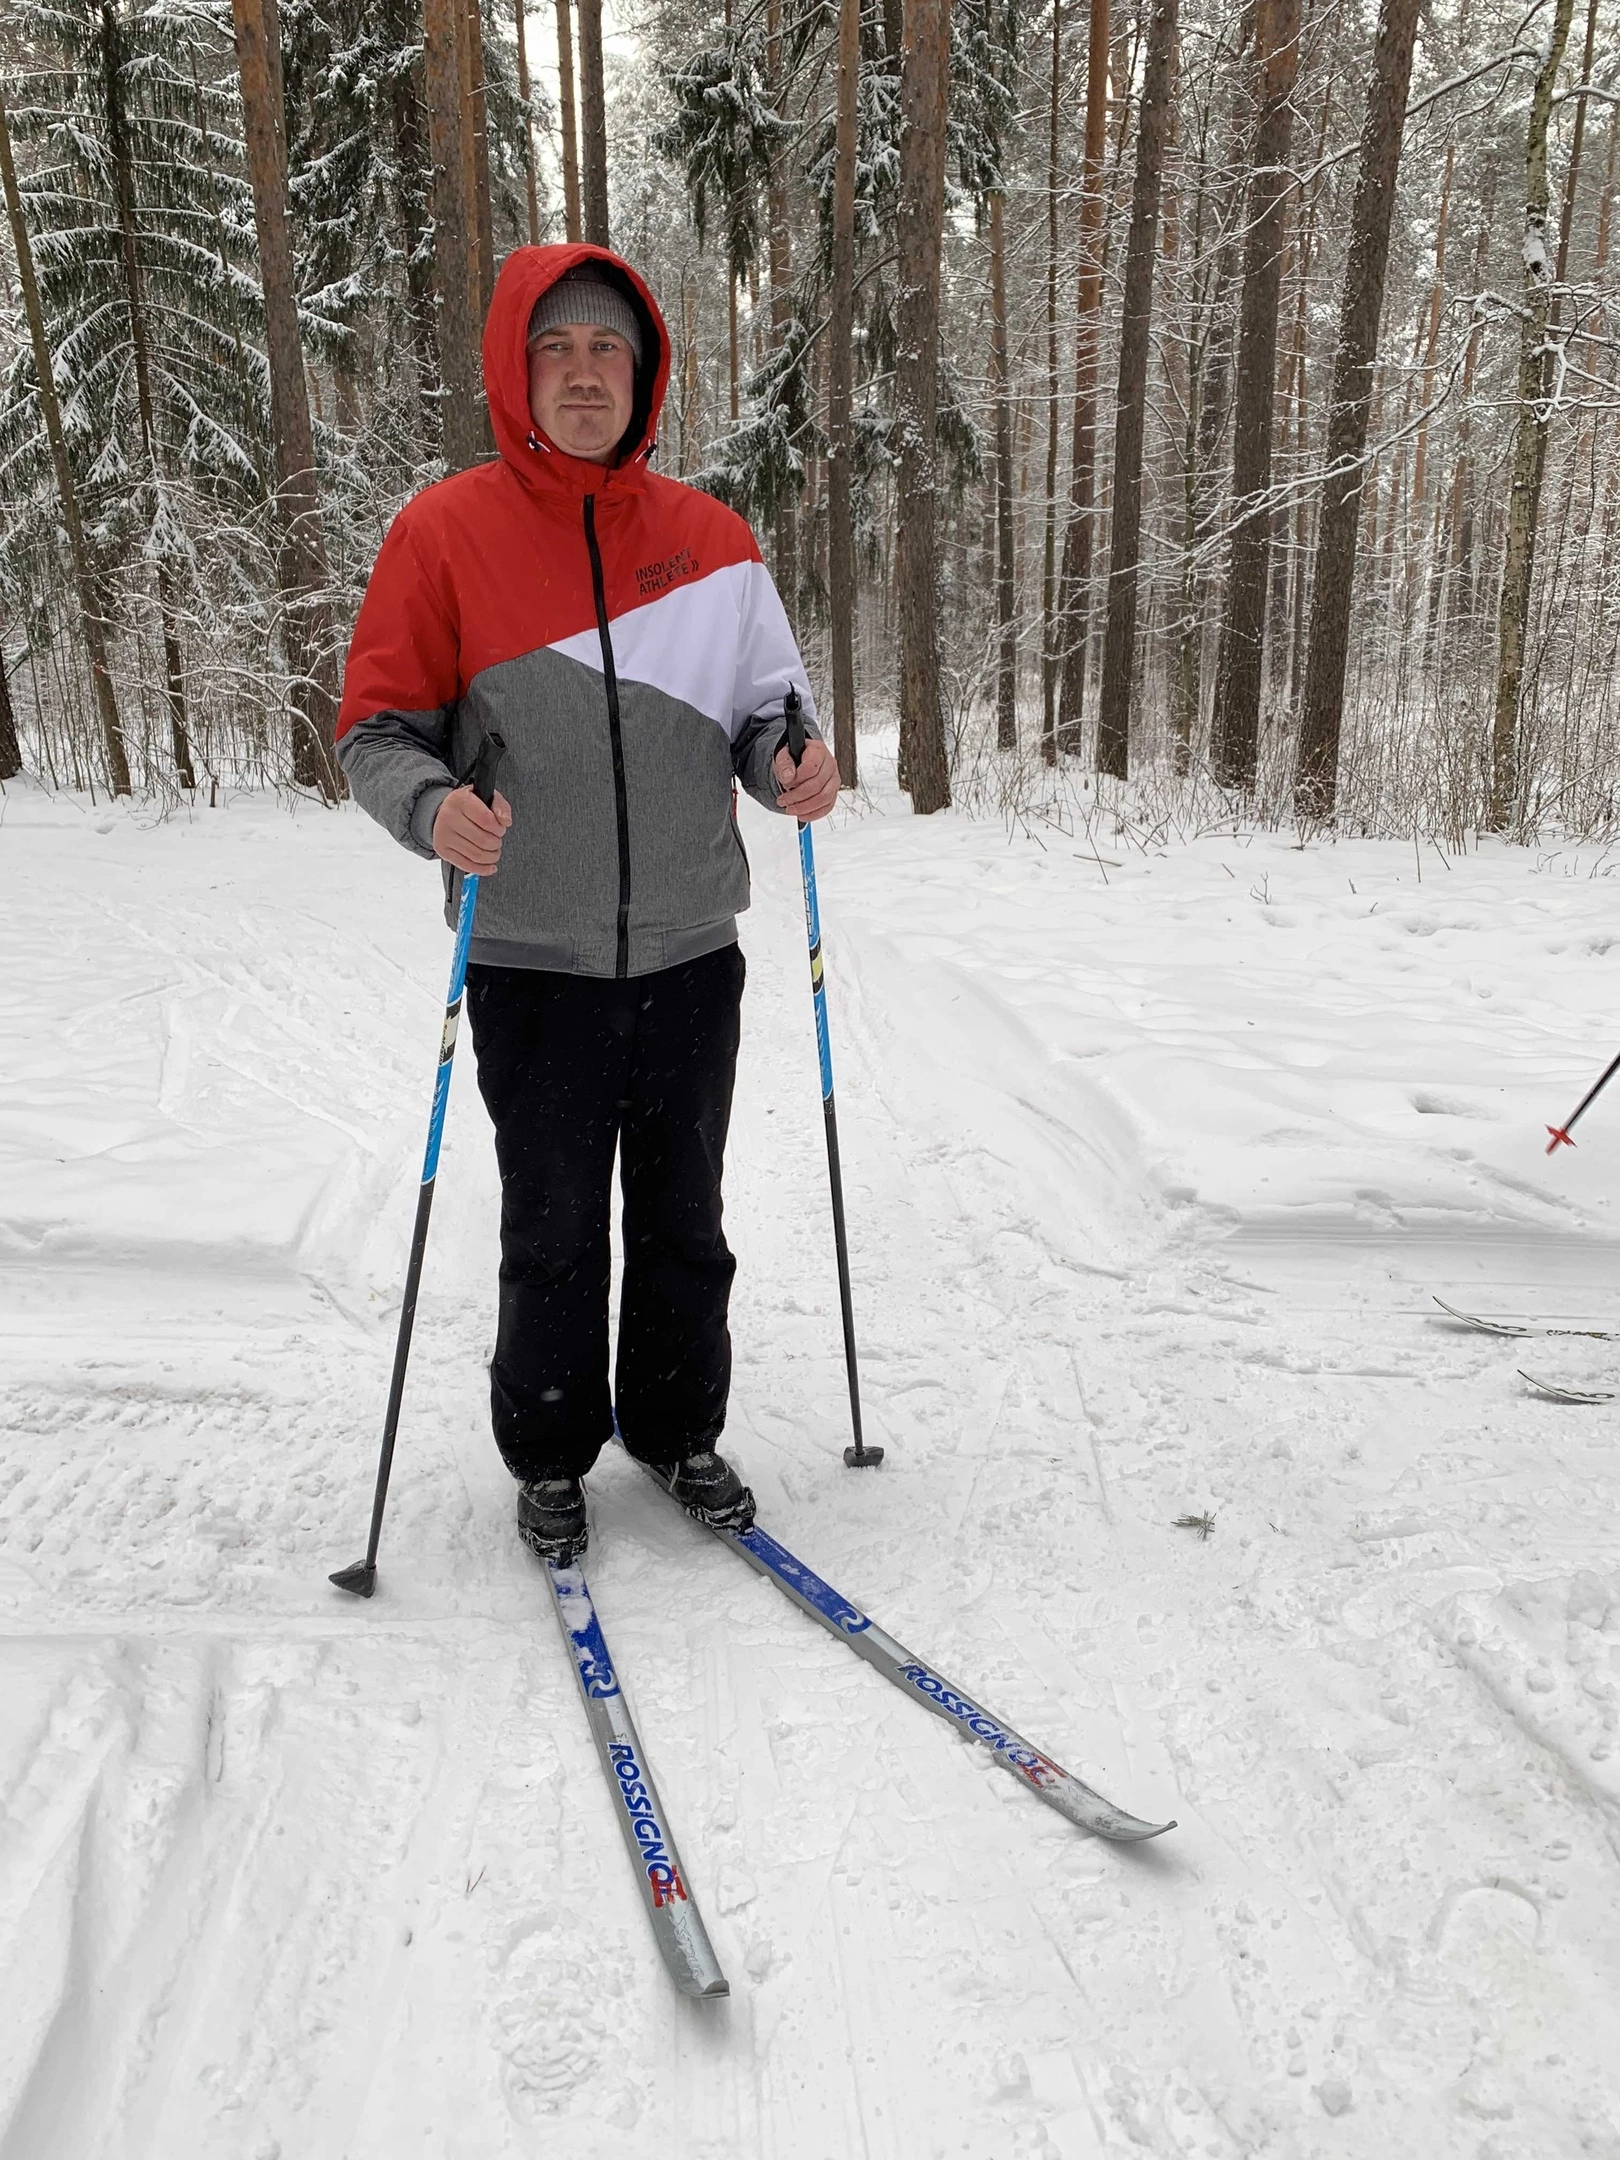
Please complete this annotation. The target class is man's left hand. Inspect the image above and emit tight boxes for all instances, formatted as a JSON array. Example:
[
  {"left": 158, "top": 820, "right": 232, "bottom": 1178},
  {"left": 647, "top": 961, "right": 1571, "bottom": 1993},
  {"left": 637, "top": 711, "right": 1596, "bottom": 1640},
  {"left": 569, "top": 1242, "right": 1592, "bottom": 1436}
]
[{"left": 773, "top": 736, "right": 841, "bottom": 821}]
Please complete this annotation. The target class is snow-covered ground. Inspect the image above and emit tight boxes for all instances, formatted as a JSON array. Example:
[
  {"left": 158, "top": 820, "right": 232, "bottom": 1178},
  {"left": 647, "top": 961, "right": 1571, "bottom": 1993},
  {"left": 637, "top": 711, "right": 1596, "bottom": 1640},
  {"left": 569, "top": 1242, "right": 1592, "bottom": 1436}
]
[{"left": 3, "top": 755, "right": 1619, "bottom": 2159}]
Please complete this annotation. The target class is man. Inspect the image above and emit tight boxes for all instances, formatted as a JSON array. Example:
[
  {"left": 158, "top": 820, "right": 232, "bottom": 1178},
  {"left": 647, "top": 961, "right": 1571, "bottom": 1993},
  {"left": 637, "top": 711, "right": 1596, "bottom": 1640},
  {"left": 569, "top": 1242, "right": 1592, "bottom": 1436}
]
[{"left": 337, "top": 245, "right": 839, "bottom": 1565}]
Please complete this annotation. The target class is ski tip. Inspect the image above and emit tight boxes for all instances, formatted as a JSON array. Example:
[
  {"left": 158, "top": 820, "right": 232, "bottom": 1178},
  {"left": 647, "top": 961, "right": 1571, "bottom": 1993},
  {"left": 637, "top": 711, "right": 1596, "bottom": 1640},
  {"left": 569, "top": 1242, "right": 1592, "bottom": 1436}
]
[
  {"left": 1100, "top": 1812, "right": 1177, "bottom": 1843},
  {"left": 843, "top": 1443, "right": 885, "bottom": 1468},
  {"left": 329, "top": 1562, "right": 378, "bottom": 1599},
  {"left": 1546, "top": 1125, "right": 1575, "bottom": 1154}
]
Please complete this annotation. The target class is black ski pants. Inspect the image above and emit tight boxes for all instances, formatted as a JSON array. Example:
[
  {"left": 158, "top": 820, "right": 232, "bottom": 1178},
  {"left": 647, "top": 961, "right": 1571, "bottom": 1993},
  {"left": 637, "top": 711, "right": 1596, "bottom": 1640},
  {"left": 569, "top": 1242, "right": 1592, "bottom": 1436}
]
[{"left": 465, "top": 944, "right": 744, "bottom": 1483}]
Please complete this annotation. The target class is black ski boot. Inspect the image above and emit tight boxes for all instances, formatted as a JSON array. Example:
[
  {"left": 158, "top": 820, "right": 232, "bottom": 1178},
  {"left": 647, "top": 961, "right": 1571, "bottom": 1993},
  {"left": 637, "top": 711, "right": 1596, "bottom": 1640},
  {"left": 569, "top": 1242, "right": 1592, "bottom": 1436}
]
[
  {"left": 517, "top": 1476, "right": 588, "bottom": 1565},
  {"left": 653, "top": 1449, "right": 756, "bottom": 1533}
]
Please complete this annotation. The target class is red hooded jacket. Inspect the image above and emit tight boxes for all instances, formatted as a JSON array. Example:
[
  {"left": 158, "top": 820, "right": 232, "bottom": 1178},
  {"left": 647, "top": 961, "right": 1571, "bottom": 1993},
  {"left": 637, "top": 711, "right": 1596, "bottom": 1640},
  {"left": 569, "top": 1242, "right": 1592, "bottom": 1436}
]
[{"left": 336, "top": 244, "right": 817, "bottom": 979}]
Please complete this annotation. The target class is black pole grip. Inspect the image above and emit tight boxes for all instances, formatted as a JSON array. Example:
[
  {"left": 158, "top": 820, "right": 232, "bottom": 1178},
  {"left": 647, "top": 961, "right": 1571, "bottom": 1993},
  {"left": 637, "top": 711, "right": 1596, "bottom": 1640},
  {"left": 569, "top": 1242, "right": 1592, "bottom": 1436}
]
[
  {"left": 784, "top": 686, "right": 806, "bottom": 769},
  {"left": 467, "top": 729, "right": 507, "bottom": 808}
]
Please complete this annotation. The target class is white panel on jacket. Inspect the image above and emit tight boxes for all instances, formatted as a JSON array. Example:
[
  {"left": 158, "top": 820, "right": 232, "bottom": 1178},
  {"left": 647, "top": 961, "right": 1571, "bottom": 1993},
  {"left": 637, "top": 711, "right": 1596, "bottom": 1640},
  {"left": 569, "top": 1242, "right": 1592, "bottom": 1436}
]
[{"left": 545, "top": 559, "right": 819, "bottom": 741}]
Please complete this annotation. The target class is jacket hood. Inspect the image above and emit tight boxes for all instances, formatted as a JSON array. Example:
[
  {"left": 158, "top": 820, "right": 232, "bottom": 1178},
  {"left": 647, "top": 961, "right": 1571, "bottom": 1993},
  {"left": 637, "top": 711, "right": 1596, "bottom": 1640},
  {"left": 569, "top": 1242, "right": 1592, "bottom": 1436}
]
[{"left": 482, "top": 244, "right": 671, "bottom": 488}]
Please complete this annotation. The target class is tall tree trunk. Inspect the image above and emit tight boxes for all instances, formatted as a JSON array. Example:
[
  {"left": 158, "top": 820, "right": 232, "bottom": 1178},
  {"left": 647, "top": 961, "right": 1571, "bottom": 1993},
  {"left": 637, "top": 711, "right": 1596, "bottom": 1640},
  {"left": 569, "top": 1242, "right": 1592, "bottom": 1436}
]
[
  {"left": 1051, "top": 0, "right": 1106, "bottom": 757},
  {"left": 422, "top": 0, "right": 485, "bottom": 470},
  {"left": 101, "top": 3, "right": 196, "bottom": 790},
  {"left": 1095, "top": 0, "right": 1178, "bottom": 780},
  {"left": 1488, "top": 0, "right": 1576, "bottom": 831},
  {"left": 1209, "top": 0, "right": 1300, "bottom": 789},
  {"left": 678, "top": 273, "right": 699, "bottom": 471},
  {"left": 1280, "top": 87, "right": 1332, "bottom": 706},
  {"left": 555, "top": 0, "right": 582, "bottom": 242},
  {"left": 1553, "top": 0, "right": 1600, "bottom": 297},
  {"left": 1433, "top": 174, "right": 1496, "bottom": 648},
  {"left": 727, "top": 270, "right": 740, "bottom": 422},
  {"left": 515, "top": 0, "right": 541, "bottom": 245},
  {"left": 1409, "top": 136, "right": 1454, "bottom": 519},
  {"left": 826, "top": 0, "right": 860, "bottom": 786},
  {"left": 989, "top": 189, "right": 1018, "bottom": 750},
  {"left": 1040, "top": 0, "right": 1062, "bottom": 758},
  {"left": 1284, "top": 136, "right": 1322, "bottom": 705},
  {"left": 388, "top": 64, "right": 442, "bottom": 442},
  {"left": 1177, "top": 46, "right": 1256, "bottom": 755},
  {"left": 894, "top": 0, "right": 952, "bottom": 812},
  {"left": 231, "top": 0, "right": 340, "bottom": 799},
  {"left": 1172, "top": 116, "right": 1214, "bottom": 766},
  {"left": 0, "top": 74, "right": 130, "bottom": 794},
  {"left": 458, "top": 0, "right": 494, "bottom": 315},
  {"left": 0, "top": 642, "right": 20, "bottom": 781},
  {"left": 766, "top": 0, "right": 797, "bottom": 623},
  {"left": 1293, "top": 0, "right": 1421, "bottom": 821},
  {"left": 577, "top": 0, "right": 609, "bottom": 246}
]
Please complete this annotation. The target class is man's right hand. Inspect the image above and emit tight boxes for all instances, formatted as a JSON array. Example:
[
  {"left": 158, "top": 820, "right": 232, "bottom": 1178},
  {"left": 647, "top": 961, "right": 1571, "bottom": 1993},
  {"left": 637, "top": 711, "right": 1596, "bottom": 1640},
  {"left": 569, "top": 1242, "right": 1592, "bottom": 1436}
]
[{"left": 432, "top": 786, "right": 513, "bottom": 874}]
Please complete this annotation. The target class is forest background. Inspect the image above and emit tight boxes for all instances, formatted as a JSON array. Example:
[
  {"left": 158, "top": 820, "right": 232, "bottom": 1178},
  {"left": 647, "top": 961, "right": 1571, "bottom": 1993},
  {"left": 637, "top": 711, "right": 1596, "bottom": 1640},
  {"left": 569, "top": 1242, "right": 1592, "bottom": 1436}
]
[{"left": 0, "top": 0, "right": 1614, "bottom": 845}]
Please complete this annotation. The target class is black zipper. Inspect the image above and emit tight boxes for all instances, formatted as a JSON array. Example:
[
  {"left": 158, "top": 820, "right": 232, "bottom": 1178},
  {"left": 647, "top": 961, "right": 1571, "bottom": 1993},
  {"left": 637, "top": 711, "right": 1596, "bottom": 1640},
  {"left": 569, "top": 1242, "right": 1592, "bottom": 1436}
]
[{"left": 583, "top": 494, "right": 632, "bottom": 978}]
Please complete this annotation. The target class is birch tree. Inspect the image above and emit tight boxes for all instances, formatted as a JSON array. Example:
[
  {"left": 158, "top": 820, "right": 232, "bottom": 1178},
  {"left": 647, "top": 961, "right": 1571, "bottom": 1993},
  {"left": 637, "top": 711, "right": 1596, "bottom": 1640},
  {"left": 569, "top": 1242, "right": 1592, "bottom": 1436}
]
[{"left": 1489, "top": 0, "right": 1577, "bottom": 829}]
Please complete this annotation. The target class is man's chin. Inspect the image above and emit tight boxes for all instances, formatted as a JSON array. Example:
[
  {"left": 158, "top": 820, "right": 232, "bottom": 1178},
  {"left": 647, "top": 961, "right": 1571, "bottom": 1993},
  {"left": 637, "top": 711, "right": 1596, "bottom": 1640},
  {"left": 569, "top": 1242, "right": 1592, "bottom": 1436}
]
[{"left": 551, "top": 432, "right": 617, "bottom": 463}]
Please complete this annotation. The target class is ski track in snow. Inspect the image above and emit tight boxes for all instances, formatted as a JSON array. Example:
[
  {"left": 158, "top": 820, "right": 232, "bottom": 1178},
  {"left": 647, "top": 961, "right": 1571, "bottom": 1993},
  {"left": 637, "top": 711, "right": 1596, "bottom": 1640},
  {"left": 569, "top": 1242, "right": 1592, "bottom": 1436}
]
[{"left": 3, "top": 766, "right": 1620, "bottom": 2157}]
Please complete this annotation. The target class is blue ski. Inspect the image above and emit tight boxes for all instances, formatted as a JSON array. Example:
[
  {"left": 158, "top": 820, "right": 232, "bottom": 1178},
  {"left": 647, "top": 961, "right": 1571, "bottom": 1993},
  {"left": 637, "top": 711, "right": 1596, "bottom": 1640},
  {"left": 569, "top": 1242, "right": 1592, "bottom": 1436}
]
[
  {"left": 644, "top": 1477, "right": 1174, "bottom": 1843},
  {"left": 545, "top": 1560, "right": 729, "bottom": 1996}
]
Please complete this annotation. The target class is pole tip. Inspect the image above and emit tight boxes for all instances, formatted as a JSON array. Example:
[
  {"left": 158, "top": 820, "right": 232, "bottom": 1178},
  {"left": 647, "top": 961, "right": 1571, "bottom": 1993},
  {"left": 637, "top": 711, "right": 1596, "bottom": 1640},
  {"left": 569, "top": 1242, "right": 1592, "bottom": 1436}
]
[
  {"left": 843, "top": 1444, "right": 885, "bottom": 1468},
  {"left": 329, "top": 1562, "right": 378, "bottom": 1598},
  {"left": 1546, "top": 1126, "right": 1575, "bottom": 1155}
]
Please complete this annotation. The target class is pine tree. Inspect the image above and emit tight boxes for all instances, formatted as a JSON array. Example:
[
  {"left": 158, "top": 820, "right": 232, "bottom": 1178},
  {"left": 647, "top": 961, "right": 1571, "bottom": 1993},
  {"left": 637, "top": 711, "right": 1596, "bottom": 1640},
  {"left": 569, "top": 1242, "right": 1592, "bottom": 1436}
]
[
  {"left": 0, "top": 66, "right": 129, "bottom": 791},
  {"left": 0, "top": 0, "right": 266, "bottom": 792},
  {"left": 233, "top": 0, "right": 340, "bottom": 795}
]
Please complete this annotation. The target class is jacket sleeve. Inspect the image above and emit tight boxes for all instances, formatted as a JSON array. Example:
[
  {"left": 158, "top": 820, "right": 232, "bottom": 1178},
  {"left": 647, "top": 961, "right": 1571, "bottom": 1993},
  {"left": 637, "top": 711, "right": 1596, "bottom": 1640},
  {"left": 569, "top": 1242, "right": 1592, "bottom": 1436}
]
[
  {"left": 336, "top": 510, "right": 462, "bottom": 859},
  {"left": 728, "top": 557, "right": 823, "bottom": 812}
]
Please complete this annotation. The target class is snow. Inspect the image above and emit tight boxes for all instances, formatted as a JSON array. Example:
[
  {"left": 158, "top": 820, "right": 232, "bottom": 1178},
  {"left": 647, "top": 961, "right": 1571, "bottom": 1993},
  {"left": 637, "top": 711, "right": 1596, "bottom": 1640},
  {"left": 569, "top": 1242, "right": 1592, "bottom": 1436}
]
[{"left": 3, "top": 758, "right": 1620, "bottom": 2157}]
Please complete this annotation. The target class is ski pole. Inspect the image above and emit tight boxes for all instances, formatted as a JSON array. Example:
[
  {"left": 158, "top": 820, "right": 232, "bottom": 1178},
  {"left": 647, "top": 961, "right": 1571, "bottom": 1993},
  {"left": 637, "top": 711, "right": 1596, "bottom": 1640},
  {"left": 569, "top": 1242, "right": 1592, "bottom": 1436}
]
[
  {"left": 332, "top": 729, "right": 507, "bottom": 1596},
  {"left": 1546, "top": 1045, "right": 1620, "bottom": 1154},
  {"left": 783, "top": 687, "right": 882, "bottom": 1469}
]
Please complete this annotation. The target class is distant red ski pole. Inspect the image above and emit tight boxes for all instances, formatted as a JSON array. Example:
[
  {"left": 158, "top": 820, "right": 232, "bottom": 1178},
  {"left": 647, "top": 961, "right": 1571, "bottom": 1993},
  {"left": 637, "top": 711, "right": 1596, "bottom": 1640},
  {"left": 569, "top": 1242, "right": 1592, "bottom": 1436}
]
[{"left": 1546, "top": 1047, "right": 1620, "bottom": 1154}]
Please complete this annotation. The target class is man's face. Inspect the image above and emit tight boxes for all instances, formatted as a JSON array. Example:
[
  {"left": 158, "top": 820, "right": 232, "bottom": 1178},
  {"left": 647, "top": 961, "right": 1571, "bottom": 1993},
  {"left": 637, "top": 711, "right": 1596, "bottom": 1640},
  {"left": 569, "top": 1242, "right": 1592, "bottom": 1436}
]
[{"left": 526, "top": 323, "right": 637, "bottom": 464}]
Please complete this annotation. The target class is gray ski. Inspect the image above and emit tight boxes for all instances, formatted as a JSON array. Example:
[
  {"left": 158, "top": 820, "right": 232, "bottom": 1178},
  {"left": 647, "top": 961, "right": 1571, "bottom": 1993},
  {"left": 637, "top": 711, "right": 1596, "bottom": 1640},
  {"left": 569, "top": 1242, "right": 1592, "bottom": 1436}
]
[
  {"left": 644, "top": 1475, "right": 1173, "bottom": 1844},
  {"left": 1518, "top": 1369, "right": 1615, "bottom": 1404},
  {"left": 545, "top": 1559, "right": 729, "bottom": 1997},
  {"left": 1433, "top": 1296, "right": 1617, "bottom": 1342}
]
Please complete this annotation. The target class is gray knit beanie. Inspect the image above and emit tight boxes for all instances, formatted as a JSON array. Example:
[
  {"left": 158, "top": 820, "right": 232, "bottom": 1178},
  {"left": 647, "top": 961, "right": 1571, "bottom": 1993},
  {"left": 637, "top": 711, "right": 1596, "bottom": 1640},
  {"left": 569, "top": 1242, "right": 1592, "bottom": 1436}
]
[{"left": 526, "top": 271, "right": 644, "bottom": 363}]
